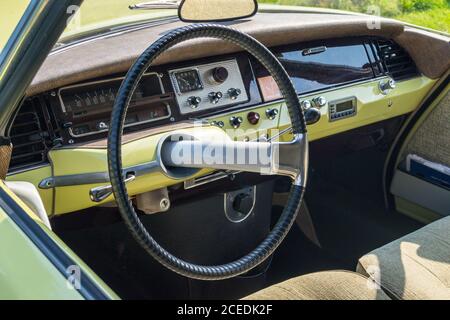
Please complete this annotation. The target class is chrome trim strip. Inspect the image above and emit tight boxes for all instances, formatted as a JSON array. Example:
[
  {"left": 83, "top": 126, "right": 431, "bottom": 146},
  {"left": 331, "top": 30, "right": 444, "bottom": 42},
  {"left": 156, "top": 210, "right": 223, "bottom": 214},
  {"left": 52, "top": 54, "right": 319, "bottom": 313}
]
[
  {"left": 184, "top": 170, "right": 241, "bottom": 189},
  {"left": 39, "top": 160, "right": 159, "bottom": 189},
  {"left": 7, "top": 163, "right": 50, "bottom": 177}
]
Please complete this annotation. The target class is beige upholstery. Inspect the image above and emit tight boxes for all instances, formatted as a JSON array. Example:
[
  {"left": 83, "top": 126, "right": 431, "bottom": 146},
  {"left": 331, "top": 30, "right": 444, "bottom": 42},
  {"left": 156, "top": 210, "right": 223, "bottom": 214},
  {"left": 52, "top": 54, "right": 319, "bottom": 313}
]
[
  {"left": 5, "top": 181, "right": 52, "bottom": 230},
  {"left": 403, "top": 92, "right": 450, "bottom": 168},
  {"left": 357, "top": 216, "right": 450, "bottom": 300},
  {"left": 244, "top": 271, "right": 390, "bottom": 300}
]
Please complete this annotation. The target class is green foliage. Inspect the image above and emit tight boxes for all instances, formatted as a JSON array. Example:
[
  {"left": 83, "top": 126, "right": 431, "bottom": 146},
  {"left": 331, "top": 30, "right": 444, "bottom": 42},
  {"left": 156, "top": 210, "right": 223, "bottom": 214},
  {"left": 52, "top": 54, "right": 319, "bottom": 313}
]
[
  {"left": 400, "top": 0, "right": 447, "bottom": 12},
  {"left": 260, "top": 0, "right": 448, "bottom": 16},
  {"left": 259, "top": 0, "right": 450, "bottom": 32},
  {"left": 396, "top": 8, "right": 450, "bottom": 32}
]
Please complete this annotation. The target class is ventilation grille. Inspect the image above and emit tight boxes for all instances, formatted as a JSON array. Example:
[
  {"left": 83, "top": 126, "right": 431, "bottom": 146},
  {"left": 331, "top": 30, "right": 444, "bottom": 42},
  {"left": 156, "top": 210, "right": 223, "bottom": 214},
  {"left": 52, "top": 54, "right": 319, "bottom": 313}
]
[
  {"left": 9, "top": 98, "right": 54, "bottom": 172},
  {"left": 375, "top": 39, "right": 419, "bottom": 80}
]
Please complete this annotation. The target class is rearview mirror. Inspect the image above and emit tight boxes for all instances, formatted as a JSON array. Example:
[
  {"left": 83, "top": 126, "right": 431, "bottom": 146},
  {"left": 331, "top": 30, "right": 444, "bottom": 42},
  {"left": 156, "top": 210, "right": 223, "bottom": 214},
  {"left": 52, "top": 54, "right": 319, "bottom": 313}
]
[{"left": 179, "top": 0, "right": 258, "bottom": 22}]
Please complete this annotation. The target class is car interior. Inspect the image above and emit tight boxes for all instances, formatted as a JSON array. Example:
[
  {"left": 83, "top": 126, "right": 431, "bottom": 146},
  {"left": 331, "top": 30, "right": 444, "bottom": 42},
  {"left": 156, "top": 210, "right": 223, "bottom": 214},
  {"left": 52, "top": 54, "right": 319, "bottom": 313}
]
[{"left": 2, "top": 0, "right": 449, "bottom": 300}]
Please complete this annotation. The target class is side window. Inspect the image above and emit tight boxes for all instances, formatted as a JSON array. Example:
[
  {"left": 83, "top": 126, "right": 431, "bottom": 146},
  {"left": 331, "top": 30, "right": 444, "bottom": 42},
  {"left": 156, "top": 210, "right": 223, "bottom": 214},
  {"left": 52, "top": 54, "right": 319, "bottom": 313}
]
[{"left": 0, "top": 0, "right": 31, "bottom": 54}]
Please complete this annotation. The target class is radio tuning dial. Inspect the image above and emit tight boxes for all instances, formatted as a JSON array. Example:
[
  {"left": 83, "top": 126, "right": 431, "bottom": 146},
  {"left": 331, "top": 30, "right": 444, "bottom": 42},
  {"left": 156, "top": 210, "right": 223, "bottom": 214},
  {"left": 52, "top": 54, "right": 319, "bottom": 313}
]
[
  {"left": 212, "top": 67, "right": 229, "bottom": 84},
  {"left": 187, "top": 96, "right": 201, "bottom": 109}
]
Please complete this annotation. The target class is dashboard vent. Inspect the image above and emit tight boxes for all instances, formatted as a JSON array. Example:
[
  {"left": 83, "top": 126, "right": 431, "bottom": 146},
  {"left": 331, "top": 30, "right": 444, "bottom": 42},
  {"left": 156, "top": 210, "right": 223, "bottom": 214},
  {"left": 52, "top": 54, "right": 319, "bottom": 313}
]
[
  {"left": 9, "top": 98, "right": 54, "bottom": 172},
  {"left": 375, "top": 40, "right": 419, "bottom": 80}
]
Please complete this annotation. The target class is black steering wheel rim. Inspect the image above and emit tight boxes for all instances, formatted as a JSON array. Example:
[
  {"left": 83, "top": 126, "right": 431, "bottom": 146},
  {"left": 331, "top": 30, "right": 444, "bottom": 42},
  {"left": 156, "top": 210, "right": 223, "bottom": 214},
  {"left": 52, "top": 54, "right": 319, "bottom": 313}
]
[{"left": 108, "top": 24, "right": 308, "bottom": 280}]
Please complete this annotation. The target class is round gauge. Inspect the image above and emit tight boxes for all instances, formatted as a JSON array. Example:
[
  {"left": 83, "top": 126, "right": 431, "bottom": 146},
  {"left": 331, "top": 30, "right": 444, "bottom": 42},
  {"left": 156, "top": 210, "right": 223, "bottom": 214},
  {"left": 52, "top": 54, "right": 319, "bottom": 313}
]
[{"left": 174, "top": 70, "right": 203, "bottom": 93}]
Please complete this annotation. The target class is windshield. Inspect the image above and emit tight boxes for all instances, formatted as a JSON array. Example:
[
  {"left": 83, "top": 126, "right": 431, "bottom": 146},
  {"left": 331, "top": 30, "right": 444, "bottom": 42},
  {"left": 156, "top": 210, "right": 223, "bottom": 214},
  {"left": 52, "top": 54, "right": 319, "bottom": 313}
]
[
  {"left": 61, "top": 0, "right": 450, "bottom": 43},
  {"left": 1, "top": 0, "right": 448, "bottom": 53},
  {"left": 61, "top": 0, "right": 177, "bottom": 43}
]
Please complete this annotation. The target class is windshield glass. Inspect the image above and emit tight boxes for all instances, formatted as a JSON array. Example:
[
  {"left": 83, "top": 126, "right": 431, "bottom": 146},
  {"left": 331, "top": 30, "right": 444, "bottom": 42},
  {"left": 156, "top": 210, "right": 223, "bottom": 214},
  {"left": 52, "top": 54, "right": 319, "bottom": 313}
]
[
  {"left": 61, "top": 0, "right": 177, "bottom": 43},
  {"left": 2, "top": 0, "right": 448, "bottom": 54},
  {"left": 261, "top": 0, "right": 449, "bottom": 33}
]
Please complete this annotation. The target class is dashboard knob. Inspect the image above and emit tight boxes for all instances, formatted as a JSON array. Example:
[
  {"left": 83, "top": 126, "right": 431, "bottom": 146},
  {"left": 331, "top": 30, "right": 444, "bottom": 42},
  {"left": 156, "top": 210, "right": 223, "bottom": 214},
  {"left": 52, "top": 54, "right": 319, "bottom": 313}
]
[
  {"left": 228, "top": 88, "right": 242, "bottom": 100},
  {"left": 380, "top": 78, "right": 396, "bottom": 95},
  {"left": 247, "top": 112, "right": 260, "bottom": 125},
  {"left": 97, "top": 122, "right": 109, "bottom": 131},
  {"left": 211, "top": 120, "right": 225, "bottom": 128},
  {"left": 266, "top": 108, "right": 279, "bottom": 120},
  {"left": 230, "top": 116, "right": 243, "bottom": 129},
  {"left": 304, "top": 108, "right": 321, "bottom": 125},
  {"left": 187, "top": 96, "right": 201, "bottom": 109},
  {"left": 313, "top": 96, "right": 327, "bottom": 108},
  {"left": 209, "top": 91, "right": 223, "bottom": 104},
  {"left": 301, "top": 100, "right": 312, "bottom": 110},
  {"left": 233, "top": 193, "right": 253, "bottom": 215},
  {"left": 212, "top": 67, "right": 229, "bottom": 84}
]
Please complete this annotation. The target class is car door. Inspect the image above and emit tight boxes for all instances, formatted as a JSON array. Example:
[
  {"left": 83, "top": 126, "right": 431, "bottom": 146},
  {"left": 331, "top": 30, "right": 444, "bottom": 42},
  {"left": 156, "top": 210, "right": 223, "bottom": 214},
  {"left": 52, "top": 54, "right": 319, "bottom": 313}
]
[
  {"left": 0, "top": 180, "right": 117, "bottom": 300},
  {"left": 385, "top": 75, "right": 450, "bottom": 223}
]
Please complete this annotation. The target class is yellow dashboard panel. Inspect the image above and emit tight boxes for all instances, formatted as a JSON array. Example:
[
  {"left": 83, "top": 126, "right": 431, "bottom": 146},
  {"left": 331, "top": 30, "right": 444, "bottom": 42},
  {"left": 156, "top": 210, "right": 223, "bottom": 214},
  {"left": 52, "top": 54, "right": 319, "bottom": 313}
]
[{"left": 6, "top": 76, "right": 436, "bottom": 216}]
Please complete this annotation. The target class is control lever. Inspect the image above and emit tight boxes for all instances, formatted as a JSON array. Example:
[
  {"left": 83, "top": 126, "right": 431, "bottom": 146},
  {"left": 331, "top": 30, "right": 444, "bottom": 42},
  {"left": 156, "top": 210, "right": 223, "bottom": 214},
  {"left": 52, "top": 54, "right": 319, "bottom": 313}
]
[{"left": 90, "top": 174, "right": 136, "bottom": 203}]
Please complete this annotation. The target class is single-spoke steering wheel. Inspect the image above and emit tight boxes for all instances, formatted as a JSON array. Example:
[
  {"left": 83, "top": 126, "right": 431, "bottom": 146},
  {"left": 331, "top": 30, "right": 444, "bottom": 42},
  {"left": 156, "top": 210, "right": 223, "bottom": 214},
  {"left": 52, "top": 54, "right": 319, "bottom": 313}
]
[{"left": 108, "top": 24, "right": 309, "bottom": 280}]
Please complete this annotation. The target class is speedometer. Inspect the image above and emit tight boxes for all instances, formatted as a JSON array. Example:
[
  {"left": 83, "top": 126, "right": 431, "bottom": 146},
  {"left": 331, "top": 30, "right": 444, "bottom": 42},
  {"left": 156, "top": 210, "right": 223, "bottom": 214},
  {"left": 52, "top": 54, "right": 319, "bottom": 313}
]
[{"left": 59, "top": 73, "right": 164, "bottom": 114}]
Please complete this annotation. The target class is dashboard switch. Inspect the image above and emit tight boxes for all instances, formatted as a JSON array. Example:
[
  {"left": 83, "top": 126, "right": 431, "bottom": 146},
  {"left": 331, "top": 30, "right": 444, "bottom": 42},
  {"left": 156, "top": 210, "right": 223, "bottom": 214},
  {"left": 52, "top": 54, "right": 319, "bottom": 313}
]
[
  {"left": 230, "top": 116, "right": 243, "bottom": 129},
  {"left": 247, "top": 112, "right": 260, "bottom": 125},
  {"left": 228, "top": 88, "right": 242, "bottom": 100},
  {"left": 209, "top": 91, "right": 223, "bottom": 104},
  {"left": 187, "top": 96, "right": 201, "bottom": 109},
  {"left": 313, "top": 96, "right": 327, "bottom": 108},
  {"left": 233, "top": 193, "right": 253, "bottom": 215},
  {"left": 266, "top": 108, "right": 279, "bottom": 120}
]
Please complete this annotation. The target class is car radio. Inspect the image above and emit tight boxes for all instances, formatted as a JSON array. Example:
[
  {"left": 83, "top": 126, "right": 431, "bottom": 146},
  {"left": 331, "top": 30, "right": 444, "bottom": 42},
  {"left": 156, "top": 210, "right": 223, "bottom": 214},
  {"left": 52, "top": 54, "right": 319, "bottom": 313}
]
[
  {"left": 169, "top": 59, "right": 249, "bottom": 115},
  {"left": 329, "top": 97, "right": 357, "bottom": 121}
]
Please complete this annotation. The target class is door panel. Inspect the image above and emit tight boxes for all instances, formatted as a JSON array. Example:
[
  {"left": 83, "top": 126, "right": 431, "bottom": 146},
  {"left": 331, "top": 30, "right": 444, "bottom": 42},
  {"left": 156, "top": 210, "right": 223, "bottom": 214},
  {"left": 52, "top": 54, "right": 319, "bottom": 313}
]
[
  {"left": 402, "top": 92, "right": 450, "bottom": 167},
  {"left": 389, "top": 86, "right": 450, "bottom": 223},
  {"left": 0, "top": 182, "right": 118, "bottom": 300}
]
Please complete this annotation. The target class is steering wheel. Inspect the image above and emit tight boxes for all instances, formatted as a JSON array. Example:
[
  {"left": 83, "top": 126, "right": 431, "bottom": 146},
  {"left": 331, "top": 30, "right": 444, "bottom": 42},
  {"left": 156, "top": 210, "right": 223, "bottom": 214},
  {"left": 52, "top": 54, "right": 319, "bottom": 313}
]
[{"left": 108, "top": 24, "right": 309, "bottom": 280}]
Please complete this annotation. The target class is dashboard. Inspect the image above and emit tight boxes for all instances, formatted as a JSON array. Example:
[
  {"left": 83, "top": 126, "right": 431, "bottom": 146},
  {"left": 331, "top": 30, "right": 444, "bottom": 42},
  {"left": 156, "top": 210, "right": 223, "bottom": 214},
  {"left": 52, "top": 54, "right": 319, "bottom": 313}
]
[
  {"left": 5, "top": 34, "right": 438, "bottom": 216},
  {"left": 12, "top": 37, "right": 418, "bottom": 149}
]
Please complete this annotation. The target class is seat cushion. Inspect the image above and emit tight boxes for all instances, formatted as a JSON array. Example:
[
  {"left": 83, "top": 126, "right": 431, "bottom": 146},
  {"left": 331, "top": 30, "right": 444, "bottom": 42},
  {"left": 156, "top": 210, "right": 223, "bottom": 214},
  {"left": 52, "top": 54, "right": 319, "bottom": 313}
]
[
  {"left": 244, "top": 271, "right": 390, "bottom": 300},
  {"left": 357, "top": 216, "right": 450, "bottom": 300}
]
